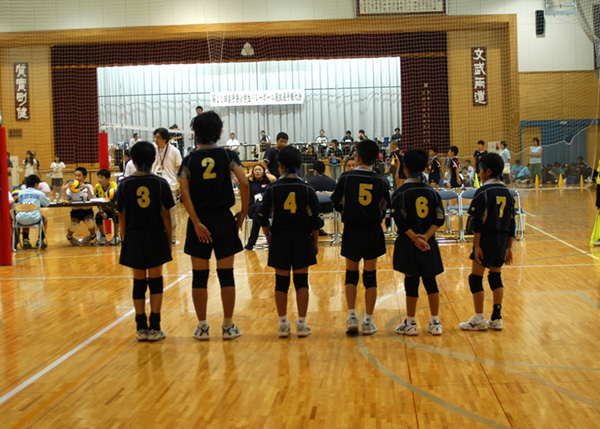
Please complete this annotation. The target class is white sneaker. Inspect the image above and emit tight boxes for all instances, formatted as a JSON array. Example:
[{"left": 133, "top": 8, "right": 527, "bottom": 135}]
[
  {"left": 67, "top": 235, "right": 79, "bottom": 246},
  {"left": 99, "top": 235, "right": 107, "bottom": 245},
  {"left": 459, "top": 316, "right": 488, "bottom": 331},
  {"left": 193, "top": 323, "right": 210, "bottom": 341},
  {"left": 593, "top": 240, "right": 600, "bottom": 246},
  {"left": 278, "top": 322, "right": 291, "bottom": 338},
  {"left": 136, "top": 329, "right": 149, "bottom": 341},
  {"left": 81, "top": 235, "right": 97, "bottom": 245},
  {"left": 296, "top": 322, "right": 311, "bottom": 337},
  {"left": 488, "top": 318, "right": 503, "bottom": 331},
  {"left": 222, "top": 324, "right": 241, "bottom": 340},
  {"left": 362, "top": 320, "right": 377, "bottom": 336},
  {"left": 346, "top": 315, "right": 359, "bottom": 334},
  {"left": 147, "top": 329, "right": 166, "bottom": 341},
  {"left": 109, "top": 236, "right": 121, "bottom": 246},
  {"left": 395, "top": 320, "right": 418, "bottom": 336},
  {"left": 427, "top": 321, "right": 443, "bottom": 336}
]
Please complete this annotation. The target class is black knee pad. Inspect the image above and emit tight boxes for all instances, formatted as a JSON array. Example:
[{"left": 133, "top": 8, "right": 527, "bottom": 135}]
[
  {"left": 423, "top": 277, "right": 439, "bottom": 295},
  {"left": 275, "top": 274, "right": 291, "bottom": 293},
  {"left": 132, "top": 278, "right": 147, "bottom": 300},
  {"left": 293, "top": 272, "right": 309, "bottom": 291},
  {"left": 363, "top": 270, "right": 377, "bottom": 289},
  {"left": 95, "top": 213, "right": 104, "bottom": 226},
  {"left": 345, "top": 270, "right": 359, "bottom": 286},
  {"left": 148, "top": 277, "right": 163, "bottom": 295},
  {"left": 469, "top": 274, "right": 484, "bottom": 294},
  {"left": 488, "top": 272, "right": 503, "bottom": 291},
  {"left": 217, "top": 268, "right": 235, "bottom": 288},
  {"left": 192, "top": 270, "right": 209, "bottom": 289},
  {"left": 404, "top": 276, "right": 420, "bottom": 298}
]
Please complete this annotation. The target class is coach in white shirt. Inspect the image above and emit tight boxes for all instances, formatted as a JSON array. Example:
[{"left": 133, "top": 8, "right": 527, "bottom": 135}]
[
  {"left": 153, "top": 127, "right": 182, "bottom": 244},
  {"left": 129, "top": 133, "right": 141, "bottom": 147},
  {"left": 225, "top": 132, "right": 240, "bottom": 151}
]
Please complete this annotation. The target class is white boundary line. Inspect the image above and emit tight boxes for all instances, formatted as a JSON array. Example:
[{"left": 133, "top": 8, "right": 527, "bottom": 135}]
[
  {"left": 0, "top": 274, "right": 187, "bottom": 406},
  {"left": 526, "top": 223, "right": 600, "bottom": 261}
]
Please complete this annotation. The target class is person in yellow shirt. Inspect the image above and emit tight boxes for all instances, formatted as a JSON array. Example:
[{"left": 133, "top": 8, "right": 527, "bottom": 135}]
[{"left": 94, "top": 169, "right": 119, "bottom": 245}]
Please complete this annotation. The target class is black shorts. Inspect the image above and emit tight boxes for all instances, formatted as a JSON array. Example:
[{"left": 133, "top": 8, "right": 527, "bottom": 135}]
[
  {"left": 470, "top": 233, "right": 509, "bottom": 268},
  {"left": 341, "top": 223, "right": 387, "bottom": 262},
  {"left": 184, "top": 210, "right": 243, "bottom": 260},
  {"left": 51, "top": 178, "right": 63, "bottom": 187},
  {"left": 120, "top": 228, "right": 172, "bottom": 269},
  {"left": 268, "top": 230, "right": 317, "bottom": 270},
  {"left": 428, "top": 172, "right": 440, "bottom": 185},
  {"left": 70, "top": 208, "right": 94, "bottom": 221},
  {"left": 393, "top": 235, "right": 444, "bottom": 277},
  {"left": 596, "top": 184, "right": 600, "bottom": 208}
]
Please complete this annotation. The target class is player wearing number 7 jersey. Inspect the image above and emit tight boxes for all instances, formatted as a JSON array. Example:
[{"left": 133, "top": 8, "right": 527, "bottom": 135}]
[
  {"left": 330, "top": 140, "right": 391, "bottom": 336},
  {"left": 117, "top": 141, "right": 175, "bottom": 342},
  {"left": 178, "top": 111, "right": 249, "bottom": 341},
  {"left": 459, "top": 152, "right": 515, "bottom": 332}
]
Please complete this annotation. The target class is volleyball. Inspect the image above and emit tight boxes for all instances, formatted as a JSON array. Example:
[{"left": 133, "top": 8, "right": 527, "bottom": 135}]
[
  {"left": 106, "top": 187, "right": 116, "bottom": 200},
  {"left": 11, "top": 189, "right": 20, "bottom": 202},
  {"left": 69, "top": 180, "right": 82, "bottom": 192}
]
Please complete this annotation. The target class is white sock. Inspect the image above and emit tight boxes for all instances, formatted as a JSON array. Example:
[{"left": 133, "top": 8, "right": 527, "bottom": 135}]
[
  {"left": 364, "top": 314, "right": 373, "bottom": 323},
  {"left": 430, "top": 315, "right": 440, "bottom": 323},
  {"left": 297, "top": 317, "right": 306, "bottom": 324},
  {"left": 348, "top": 309, "right": 357, "bottom": 318},
  {"left": 475, "top": 313, "right": 484, "bottom": 320},
  {"left": 279, "top": 315, "right": 289, "bottom": 324},
  {"left": 407, "top": 316, "right": 416, "bottom": 324},
  {"left": 199, "top": 320, "right": 208, "bottom": 327}
]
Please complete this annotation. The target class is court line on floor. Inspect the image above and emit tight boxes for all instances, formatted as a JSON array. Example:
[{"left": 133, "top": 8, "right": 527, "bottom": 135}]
[
  {"left": 526, "top": 223, "right": 600, "bottom": 261},
  {"left": 573, "top": 291, "right": 599, "bottom": 310},
  {"left": 0, "top": 274, "right": 187, "bottom": 407}
]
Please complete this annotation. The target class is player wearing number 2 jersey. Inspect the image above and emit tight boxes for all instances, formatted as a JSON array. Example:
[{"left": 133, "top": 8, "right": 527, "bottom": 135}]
[
  {"left": 117, "top": 141, "right": 175, "bottom": 342},
  {"left": 330, "top": 140, "right": 391, "bottom": 336},
  {"left": 178, "top": 111, "right": 249, "bottom": 341},
  {"left": 459, "top": 153, "right": 515, "bottom": 332}
]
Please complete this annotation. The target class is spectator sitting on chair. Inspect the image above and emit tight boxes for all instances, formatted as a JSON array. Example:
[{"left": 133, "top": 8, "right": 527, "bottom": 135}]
[
  {"left": 515, "top": 163, "right": 530, "bottom": 184},
  {"left": 309, "top": 161, "right": 335, "bottom": 237},
  {"left": 16, "top": 174, "right": 50, "bottom": 249},
  {"left": 511, "top": 159, "right": 523, "bottom": 181}
]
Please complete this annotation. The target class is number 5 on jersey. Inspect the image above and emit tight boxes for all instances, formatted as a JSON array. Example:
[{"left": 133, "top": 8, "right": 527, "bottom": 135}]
[{"left": 358, "top": 183, "right": 373, "bottom": 206}]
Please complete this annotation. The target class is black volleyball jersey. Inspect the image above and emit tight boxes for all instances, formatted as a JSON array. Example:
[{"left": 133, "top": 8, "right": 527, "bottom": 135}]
[
  {"left": 429, "top": 155, "right": 441, "bottom": 176},
  {"left": 468, "top": 180, "right": 515, "bottom": 234},
  {"left": 391, "top": 180, "right": 445, "bottom": 234},
  {"left": 116, "top": 173, "right": 175, "bottom": 231},
  {"left": 331, "top": 168, "right": 390, "bottom": 224},
  {"left": 258, "top": 178, "right": 320, "bottom": 233},
  {"left": 178, "top": 145, "right": 242, "bottom": 211}
]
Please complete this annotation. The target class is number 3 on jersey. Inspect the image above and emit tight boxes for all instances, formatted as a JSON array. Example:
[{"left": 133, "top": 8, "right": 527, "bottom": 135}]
[
  {"left": 284, "top": 192, "right": 297, "bottom": 214},
  {"left": 202, "top": 157, "right": 217, "bottom": 179},
  {"left": 358, "top": 183, "right": 373, "bottom": 206},
  {"left": 137, "top": 186, "right": 150, "bottom": 208}
]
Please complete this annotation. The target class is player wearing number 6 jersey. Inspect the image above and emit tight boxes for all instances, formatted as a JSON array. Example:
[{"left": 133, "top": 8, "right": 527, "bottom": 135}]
[
  {"left": 391, "top": 148, "right": 445, "bottom": 336},
  {"left": 178, "top": 111, "right": 249, "bottom": 341},
  {"left": 117, "top": 141, "right": 175, "bottom": 342},
  {"left": 459, "top": 152, "right": 515, "bottom": 332},
  {"left": 330, "top": 140, "right": 391, "bottom": 336}
]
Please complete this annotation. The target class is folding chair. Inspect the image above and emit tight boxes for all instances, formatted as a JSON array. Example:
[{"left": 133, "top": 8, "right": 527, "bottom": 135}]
[
  {"left": 437, "top": 190, "right": 462, "bottom": 241},
  {"left": 458, "top": 189, "right": 477, "bottom": 240},
  {"left": 12, "top": 203, "right": 45, "bottom": 251},
  {"left": 316, "top": 192, "right": 339, "bottom": 245},
  {"left": 510, "top": 189, "right": 524, "bottom": 240}
]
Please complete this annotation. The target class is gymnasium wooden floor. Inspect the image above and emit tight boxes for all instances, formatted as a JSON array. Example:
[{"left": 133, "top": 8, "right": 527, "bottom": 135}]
[{"left": 1, "top": 186, "right": 600, "bottom": 428}]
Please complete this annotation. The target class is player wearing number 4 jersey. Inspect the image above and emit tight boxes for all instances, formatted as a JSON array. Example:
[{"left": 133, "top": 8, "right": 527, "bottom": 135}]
[
  {"left": 331, "top": 140, "right": 391, "bottom": 336},
  {"left": 117, "top": 141, "right": 175, "bottom": 342},
  {"left": 178, "top": 111, "right": 249, "bottom": 341},
  {"left": 459, "top": 152, "right": 515, "bottom": 332}
]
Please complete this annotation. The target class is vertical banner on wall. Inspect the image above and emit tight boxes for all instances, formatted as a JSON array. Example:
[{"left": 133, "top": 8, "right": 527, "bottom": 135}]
[
  {"left": 14, "top": 63, "right": 30, "bottom": 120},
  {"left": 472, "top": 48, "right": 487, "bottom": 106}
]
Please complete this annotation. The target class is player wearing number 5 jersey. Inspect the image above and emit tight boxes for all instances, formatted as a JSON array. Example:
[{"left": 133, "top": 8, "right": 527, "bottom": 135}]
[
  {"left": 330, "top": 140, "right": 391, "bottom": 336},
  {"left": 459, "top": 153, "right": 515, "bottom": 332},
  {"left": 391, "top": 149, "right": 445, "bottom": 336},
  {"left": 117, "top": 141, "right": 175, "bottom": 342},
  {"left": 178, "top": 111, "right": 249, "bottom": 341}
]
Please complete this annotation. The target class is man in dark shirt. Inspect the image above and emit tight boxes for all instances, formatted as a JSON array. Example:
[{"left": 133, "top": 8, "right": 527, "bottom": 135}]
[
  {"left": 390, "top": 128, "right": 402, "bottom": 147},
  {"left": 261, "top": 132, "right": 288, "bottom": 178},
  {"left": 473, "top": 140, "right": 487, "bottom": 174},
  {"left": 309, "top": 161, "right": 335, "bottom": 236}
]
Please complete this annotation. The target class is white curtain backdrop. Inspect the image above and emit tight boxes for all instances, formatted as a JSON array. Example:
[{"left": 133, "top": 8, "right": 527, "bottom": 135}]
[{"left": 98, "top": 57, "right": 401, "bottom": 149}]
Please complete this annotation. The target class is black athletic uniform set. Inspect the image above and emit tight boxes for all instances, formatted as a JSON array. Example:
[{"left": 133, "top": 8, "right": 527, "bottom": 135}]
[
  {"left": 467, "top": 179, "right": 515, "bottom": 268},
  {"left": 116, "top": 173, "right": 175, "bottom": 269},
  {"left": 263, "top": 146, "right": 281, "bottom": 178},
  {"left": 258, "top": 176, "right": 321, "bottom": 270},
  {"left": 449, "top": 157, "right": 462, "bottom": 188},
  {"left": 178, "top": 145, "right": 244, "bottom": 259},
  {"left": 428, "top": 155, "right": 442, "bottom": 185},
  {"left": 391, "top": 179, "right": 445, "bottom": 277},
  {"left": 330, "top": 168, "right": 391, "bottom": 262}
]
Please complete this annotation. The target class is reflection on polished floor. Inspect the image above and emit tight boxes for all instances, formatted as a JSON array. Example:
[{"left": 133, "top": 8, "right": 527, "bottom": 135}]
[{"left": 1, "top": 187, "right": 600, "bottom": 427}]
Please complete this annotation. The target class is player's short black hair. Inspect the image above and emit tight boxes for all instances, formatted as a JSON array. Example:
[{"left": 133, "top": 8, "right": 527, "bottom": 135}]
[
  {"left": 278, "top": 145, "right": 302, "bottom": 171},
  {"left": 449, "top": 146, "right": 459, "bottom": 155},
  {"left": 500, "top": 141, "right": 507, "bottom": 148},
  {"left": 314, "top": 161, "right": 326, "bottom": 174},
  {"left": 75, "top": 167, "right": 88, "bottom": 178},
  {"left": 193, "top": 111, "right": 223, "bottom": 144},
  {"left": 356, "top": 140, "right": 379, "bottom": 165},
  {"left": 359, "top": 129, "right": 365, "bottom": 134},
  {"left": 346, "top": 130, "right": 351, "bottom": 135},
  {"left": 97, "top": 169, "right": 111, "bottom": 179},
  {"left": 479, "top": 153, "right": 504, "bottom": 176},
  {"left": 154, "top": 127, "right": 170, "bottom": 141},
  {"left": 404, "top": 148, "right": 429, "bottom": 174},
  {"left": 430, "top": 146, "right": 438, "bottom": 153},
  {"left": 123, "top": 149, "right": 130, "bottom": 158},
  {"left": 478, "top": 140, "right": 485, "bottom": 146},
  {"left": 133, "top": 133, "right": 138, "bottom": 137},
  {"left": 25, "top": 174, "right": 40, "bottom": 188},
  {"left": 196, "top": 105, "right": 203, "bottom": 111},
  {"left": 131, "top": 141, "right": 156, "bottom": 173},
  {"left": 276, "top": 132, "right": 289, "bottom": 142}
]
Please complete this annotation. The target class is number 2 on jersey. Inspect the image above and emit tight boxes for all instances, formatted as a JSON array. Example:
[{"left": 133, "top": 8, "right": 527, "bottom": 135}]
[
  {"left": 284, "top": 192, "right": 297, "bottom": 214},
  {"left": 358, "top": 183, "right": 373, "bottom": 206},
  {"left": 415, "top": 196, "right": 429, "bottom": 218},
  {"left": 202, "top": 157, "right": 217, "bottom": 179},
  {"left": 496, "top": 196, "right": 506, "bottom": 218},
  {"left": 137, "top": 186, "right": 150, "bottom": 208}
]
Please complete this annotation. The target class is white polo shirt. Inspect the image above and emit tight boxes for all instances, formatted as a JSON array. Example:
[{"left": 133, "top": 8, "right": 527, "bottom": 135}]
[{"left": 152, "top": 143, "right": 182, "bottom": 192}]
